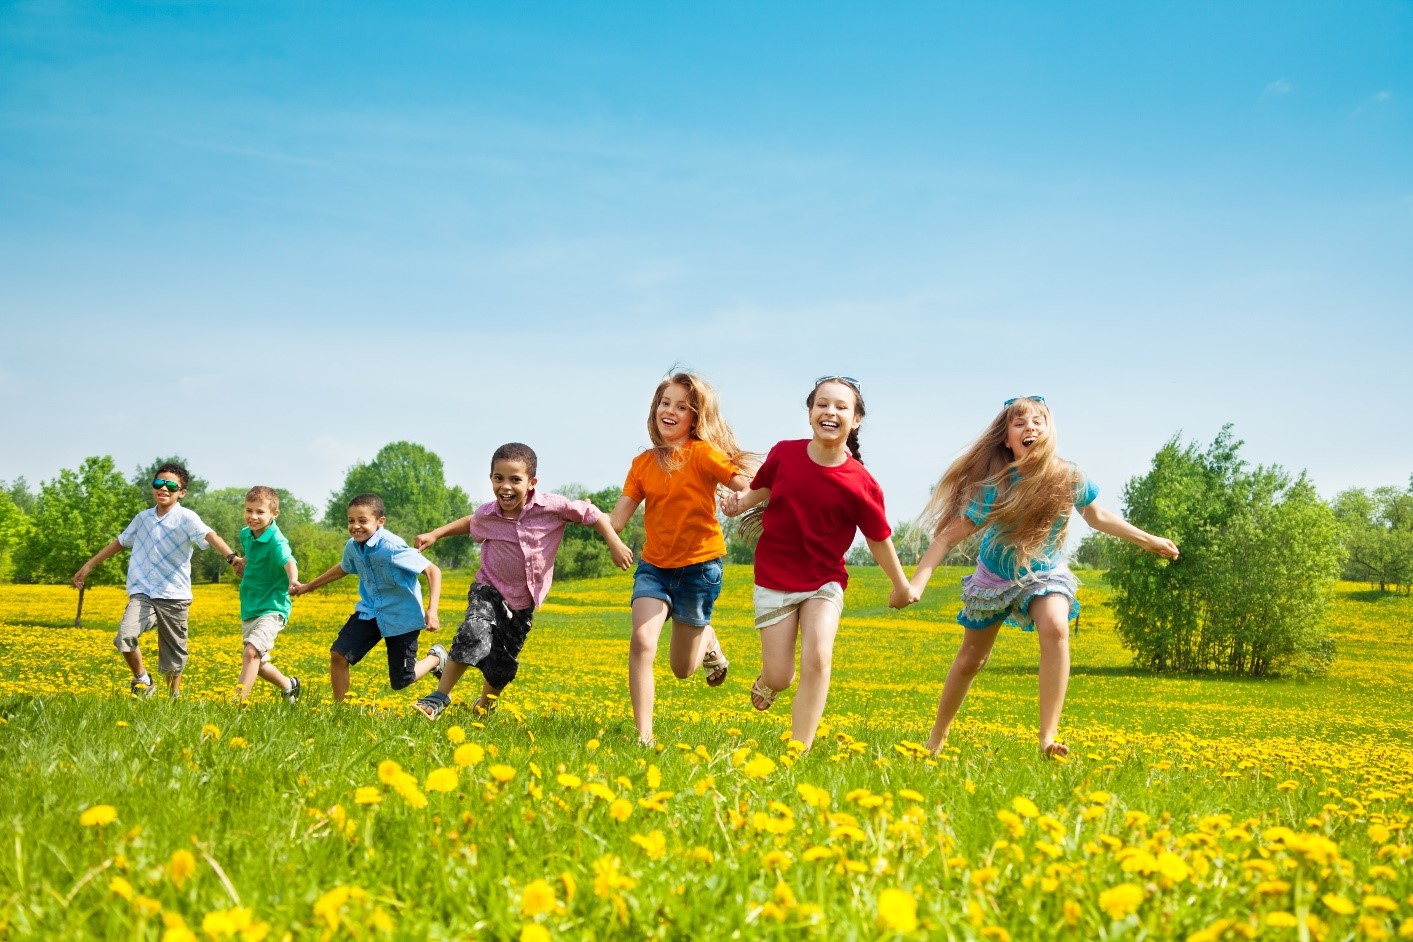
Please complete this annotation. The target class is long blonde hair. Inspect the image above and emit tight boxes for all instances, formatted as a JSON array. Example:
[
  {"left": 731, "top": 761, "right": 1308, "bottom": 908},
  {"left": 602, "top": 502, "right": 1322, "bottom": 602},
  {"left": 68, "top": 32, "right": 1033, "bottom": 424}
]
[
  {"left": 647, "top": 372, "right": 757, "bottom": 477},
  {"left": 919, "top": 398, "right": 1079, "bottom": 573}
]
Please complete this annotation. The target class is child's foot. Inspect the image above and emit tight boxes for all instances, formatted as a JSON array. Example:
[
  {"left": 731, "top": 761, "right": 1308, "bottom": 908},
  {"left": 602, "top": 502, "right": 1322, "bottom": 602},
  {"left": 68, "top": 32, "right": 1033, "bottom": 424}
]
[
  {"left": 285, "top": 677, "right": 302, "bottom": 704},
  {"left": 702, "top": 648, "right": 729, "bottom": 687},
  {"left": 472, "top": 693, "right": 498, "bottom": 716},
  {"left": 750, "top": 675, "right": 778, "bottom": 711},
  {"left": 428, "top": 644, "right": 448, "bottom": 679},
  {"left": 130, "top": 675, "right": 156, "bottom": 699},
  {"left": 1041, "top": 740, "right": 1070, "bottom": 760},
  {"left": 415, "top": 690, "right": 450, "bottom": 721}
]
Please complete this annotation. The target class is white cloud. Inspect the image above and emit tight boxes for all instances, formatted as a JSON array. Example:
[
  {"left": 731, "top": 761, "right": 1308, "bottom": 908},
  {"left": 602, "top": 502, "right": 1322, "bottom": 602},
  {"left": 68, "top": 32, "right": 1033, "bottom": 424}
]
[{"left": 1262, "top": 78, "right": 1293, "bottom": 98}]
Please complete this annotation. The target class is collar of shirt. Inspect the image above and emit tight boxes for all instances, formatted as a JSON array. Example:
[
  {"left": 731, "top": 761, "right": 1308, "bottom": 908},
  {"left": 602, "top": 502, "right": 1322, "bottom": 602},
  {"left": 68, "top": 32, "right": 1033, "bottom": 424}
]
[
  {"left": 244, "top": 523, "right": 279, "bottom": 544},
  {"left": 359, "top": 527, "right": 388, "bottom": 550}
]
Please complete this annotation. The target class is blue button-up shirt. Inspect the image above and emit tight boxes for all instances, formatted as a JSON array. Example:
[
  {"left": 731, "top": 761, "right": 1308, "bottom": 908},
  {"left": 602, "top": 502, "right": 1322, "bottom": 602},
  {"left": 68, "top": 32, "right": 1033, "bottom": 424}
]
[{"left": 340, "top": 527, "right": 431, "bottom": 637}]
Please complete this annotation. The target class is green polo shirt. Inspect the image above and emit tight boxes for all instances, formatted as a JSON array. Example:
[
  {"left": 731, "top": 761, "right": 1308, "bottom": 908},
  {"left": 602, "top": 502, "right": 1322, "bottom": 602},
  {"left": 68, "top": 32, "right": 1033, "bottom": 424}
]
[{"left": 239, "top": 521, "right": 295, "bottom": 621}]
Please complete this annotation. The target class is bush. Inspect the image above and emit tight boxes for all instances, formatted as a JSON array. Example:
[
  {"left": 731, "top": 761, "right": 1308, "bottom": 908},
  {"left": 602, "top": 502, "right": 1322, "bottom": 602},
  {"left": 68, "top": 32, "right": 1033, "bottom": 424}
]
[{"left": 1108, "top": 427, "right": 1342, "bottom": 676}]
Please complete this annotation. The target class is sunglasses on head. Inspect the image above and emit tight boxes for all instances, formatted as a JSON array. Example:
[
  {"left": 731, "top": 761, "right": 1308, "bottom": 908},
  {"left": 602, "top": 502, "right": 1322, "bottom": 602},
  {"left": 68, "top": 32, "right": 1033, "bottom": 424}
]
[
  {"left": 152, "top": 479, "right": 183, "bottom": 492},
  {"left": 815, "top": 375, "right": 862, "bottom": 392},
  {"left": 1004, "top": 395, "right": 1046, "bottom": 406}
]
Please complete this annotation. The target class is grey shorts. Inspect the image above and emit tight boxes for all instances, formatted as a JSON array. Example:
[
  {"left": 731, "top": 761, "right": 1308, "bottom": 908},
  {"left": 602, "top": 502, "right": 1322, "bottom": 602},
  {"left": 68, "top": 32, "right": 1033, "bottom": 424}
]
[
  {"left": 114, "top": 594, "right": 191, "bottom": 675},
  {"left": 241, "top": 613, "right": 286, "bottom": 662},
  {"left": 753, "top": 582, "right": 845, "bottom": 629}
]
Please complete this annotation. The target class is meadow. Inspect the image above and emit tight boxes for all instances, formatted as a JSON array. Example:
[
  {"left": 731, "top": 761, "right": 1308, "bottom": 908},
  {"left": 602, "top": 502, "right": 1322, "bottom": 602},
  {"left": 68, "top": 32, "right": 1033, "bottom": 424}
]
[{"left": 0, "top": 567, "right": 1409, "bottom": 940}]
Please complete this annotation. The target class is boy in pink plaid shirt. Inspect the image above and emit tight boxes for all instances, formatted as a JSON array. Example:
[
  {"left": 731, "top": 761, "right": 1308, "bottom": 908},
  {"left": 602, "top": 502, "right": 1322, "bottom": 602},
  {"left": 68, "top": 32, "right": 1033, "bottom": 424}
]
[{"left": 411, "top": 442, "right": 633, "bottom": 720}]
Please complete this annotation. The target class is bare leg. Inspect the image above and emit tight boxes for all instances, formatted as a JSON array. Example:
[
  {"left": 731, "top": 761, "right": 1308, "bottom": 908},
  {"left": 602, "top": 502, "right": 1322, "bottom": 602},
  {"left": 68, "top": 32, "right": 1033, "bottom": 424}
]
[
  {"left": 790, "top": 599, "right": 841, "bottom": 750},
  {"left": 258, "top": 661, "right": 290, "bottom": 690},
  {"left": 409, "top": 650, "right": 441, "bottom": 683},
  {"left": 1030, "top": 594, "right": 1073, "bottom": 757},
  {"left": 755, "top": 612, "right": 799, "bottom": 709},
  {"left": 330, "top": 650, "right": 351, "bottom": 702},
  {"left": 926, "top": 623, "right": 1002, "bottom": 752},
  {"left": 667, "top": 621, "right": 714, "bottom": 679},
  {"left": 166, "top": 672, "right": 182, "bottom": 697},
  {"left": 122, "top": 648, "right": 146, "bottom": 679},
  {"left": 237, "top": 644, "right": 263, "bottom": 702},
  {"left": 629, "top": 598, "right": 671, "bottom": 743},
  {"left": 473, "top": 680, "right": 502, "bottom": 714}
]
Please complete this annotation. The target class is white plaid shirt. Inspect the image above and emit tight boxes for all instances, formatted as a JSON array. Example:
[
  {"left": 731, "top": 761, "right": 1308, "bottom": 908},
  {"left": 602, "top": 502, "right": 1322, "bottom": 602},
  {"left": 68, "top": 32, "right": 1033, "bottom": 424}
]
[{"left": 119, "top": 505, "right": 213, "bottom": 600}]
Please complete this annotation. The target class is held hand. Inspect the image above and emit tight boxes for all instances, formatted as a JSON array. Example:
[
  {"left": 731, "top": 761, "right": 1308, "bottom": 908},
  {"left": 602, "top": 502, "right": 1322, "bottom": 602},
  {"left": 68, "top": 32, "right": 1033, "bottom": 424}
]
[
  {"left": 720, "top": 492, "right": 742, "bottom": 518},
  {"left": 425, "top": 612, "right": 440, "bottom": 631},
  {"left": 1149, "top": 536, "right": 1180, "bottom": 560},
  {"left": 888, "top": 585, "right": 917, "bottom": 610},
  {"left": 414, "top": 533, "right": 437, "bottom": 551},
  {"left": 232, "top": 557, "right": 246, "bottom": 577},
  {"left": 288, "top": 581, "right": 303, "bottom": 595},
  {"left": 610, "top": 543, "right": 634, "bottom": 571},
  {"left": 72, "top": 568, "right": 87, "bottom": 590}
]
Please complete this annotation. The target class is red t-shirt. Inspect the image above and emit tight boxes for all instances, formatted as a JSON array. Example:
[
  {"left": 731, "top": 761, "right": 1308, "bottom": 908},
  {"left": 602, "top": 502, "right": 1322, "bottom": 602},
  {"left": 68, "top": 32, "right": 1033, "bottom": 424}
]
[{"left": 751, "top": 439, "right": 892, "bottom": 592}]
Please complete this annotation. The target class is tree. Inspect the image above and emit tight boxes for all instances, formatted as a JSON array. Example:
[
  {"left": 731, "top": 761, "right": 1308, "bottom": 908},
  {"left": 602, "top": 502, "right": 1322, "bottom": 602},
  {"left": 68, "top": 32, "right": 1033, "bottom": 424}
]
[
  {"left": 554, "top": 485, "right": 640, "bottom": 580},
  {"left": 1332, "top": 482, "right": 1413, "bottom": 593},
  {"left": 2, "top": 478, "right": 37, "bottom": 515},
  {"left": 1072, "top": 532, "right": 1118, "bottom": 570},
  {"left": 0, "top": 491, "right": 33, "bottom": 581},
  {"left": 1108, "top": 426, "right": 1343, "bottom": 676},
  {"left": 13, "top": 456, "right": 146, "bottom": 585},
  {"left": 325, "top": 442, "right": 473, "bottom": 569}
]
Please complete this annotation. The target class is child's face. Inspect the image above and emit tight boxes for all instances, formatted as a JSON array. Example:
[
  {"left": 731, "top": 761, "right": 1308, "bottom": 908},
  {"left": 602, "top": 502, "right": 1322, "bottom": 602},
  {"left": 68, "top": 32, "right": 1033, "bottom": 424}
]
[
  {"left": 151, "top": 472, "right": 186, "bottom": 511},
  {"left": 244, "top": 499, "right": 280, "bottom": 535},
  {"left": 655, "top": 382, "right": 695, "bottom": 446},
  {"left": 1005, "top": 407, "right": 1048, "bottom": 458},
  {"left": 808, "top": 381, "right": 862, "bottom": 446},
  {"left": 346, "top": 505, "right": 385, "bottom": 543},
  {"left": 489, "top": 459, "right": 536, "bottom": 517}
]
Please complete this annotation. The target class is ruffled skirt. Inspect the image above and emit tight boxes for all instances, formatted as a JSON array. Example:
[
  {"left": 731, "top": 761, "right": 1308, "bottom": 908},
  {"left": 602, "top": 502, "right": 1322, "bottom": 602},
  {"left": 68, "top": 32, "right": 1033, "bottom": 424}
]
[{"left": 957, "top": 561, "right": 1080, "bottom": 631}]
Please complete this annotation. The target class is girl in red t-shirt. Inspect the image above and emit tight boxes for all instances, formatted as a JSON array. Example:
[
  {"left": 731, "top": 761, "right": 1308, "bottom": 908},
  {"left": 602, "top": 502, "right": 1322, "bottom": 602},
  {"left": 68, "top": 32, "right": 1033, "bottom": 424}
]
[
  {"left": 723, "top": 376, "right": 915, "bottom": 751},
  {"left": 610, "top": 371, "right": 755, "bottom": 746}
]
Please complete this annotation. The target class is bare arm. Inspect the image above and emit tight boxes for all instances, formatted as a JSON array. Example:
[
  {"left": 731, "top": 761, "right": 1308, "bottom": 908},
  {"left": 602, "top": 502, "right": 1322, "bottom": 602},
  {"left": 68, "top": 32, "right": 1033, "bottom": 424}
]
[
  {"left": 423, "top": 564, "right": 442, "bottom": 630},
  {"left": 594, "top": 515, "right": 635, "bottom": 570},
  {"left": 1079, "top": 504, "right": 1180, "bottom": 560},
  {"left": 722, "top": 487, "right": 770, "bottom": 517},
  {"left": 73, "top": 539, "right": 125, "bottom": 589},
  {"left": 284, "top": 558, "right": 299, "bottom": 591},
  {"left": 290, "top": 562, "right": 348, "bottom": 596},
  {"left": 868, "top": 537, "right": 916, "bottom": 609},
  {"left": 204, "top": 530, "right": 243, "bottom": 576},
  {"left": 909, "top": 516, "right": 981, "bottom": 596},
  {"left": 415, "top": 515, "right": 473, "bottom": 551},
  {"left": 607, "top": 495, "right": 640, "bottom": 534},
  {"left": 726, "top": 473, "right": 751, "bottom": 492}
]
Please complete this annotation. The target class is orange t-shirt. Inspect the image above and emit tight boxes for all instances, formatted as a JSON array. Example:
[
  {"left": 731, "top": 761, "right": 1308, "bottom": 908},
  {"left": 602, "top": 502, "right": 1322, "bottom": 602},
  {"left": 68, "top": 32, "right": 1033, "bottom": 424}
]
[{"left": 623, "top": 440, "right": 739, "bottom": 568}]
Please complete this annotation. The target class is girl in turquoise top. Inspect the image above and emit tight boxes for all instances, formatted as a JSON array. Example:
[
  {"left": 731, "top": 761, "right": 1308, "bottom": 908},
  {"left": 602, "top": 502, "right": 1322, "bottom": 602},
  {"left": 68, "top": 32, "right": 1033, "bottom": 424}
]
[{"left": 897, "top": 396, "right": 1180, "bottom": 758}]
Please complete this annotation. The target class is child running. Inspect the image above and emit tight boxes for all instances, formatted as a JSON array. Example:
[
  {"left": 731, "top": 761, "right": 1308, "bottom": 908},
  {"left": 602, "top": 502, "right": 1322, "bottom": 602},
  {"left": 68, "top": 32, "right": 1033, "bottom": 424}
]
[
  {"left": 900, "top": 396, "right": 1179, "bottom": 757},
  {"left": 609, "top": 372, "right": 754, "bottom": 746},
  {"left": 72, "top": 461, "right": 242, "bottom": 699},
  {"left": 234, "top": 486, "right": 301, "bottom": 704},
  {"left": 413, "top": 443, "right": 633, "bottom": 720},
  {"left": 292, "top": 493, "right": 445, "bottom": 701},
  {"left": 723, "top": 376, "right": 914, "bottom": 751}
]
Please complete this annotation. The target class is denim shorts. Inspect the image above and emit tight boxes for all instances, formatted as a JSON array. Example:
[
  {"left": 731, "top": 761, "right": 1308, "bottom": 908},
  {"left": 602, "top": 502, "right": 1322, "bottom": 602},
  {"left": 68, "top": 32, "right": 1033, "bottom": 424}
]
[{"left": 631, "top": 557, "right": 724, "bottom": 628}]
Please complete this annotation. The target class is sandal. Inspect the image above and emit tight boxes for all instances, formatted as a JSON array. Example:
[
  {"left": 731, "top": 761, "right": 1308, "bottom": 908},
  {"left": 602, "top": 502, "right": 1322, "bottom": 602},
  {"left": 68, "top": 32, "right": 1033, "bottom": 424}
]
[
  {"left": 702, "top": 648, "right": 729, "bottom": 687},
  {"left": 415, "top": 690, "right": 450, "bottom": 721},
  {"left": 750, "top": 675, "right": 777, "bottom": 711}
]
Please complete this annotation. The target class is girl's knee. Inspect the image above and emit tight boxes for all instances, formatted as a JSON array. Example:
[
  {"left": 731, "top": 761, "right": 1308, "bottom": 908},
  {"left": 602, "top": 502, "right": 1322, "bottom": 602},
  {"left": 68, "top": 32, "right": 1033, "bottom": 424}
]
[
  {"left": 761, "top": 665, "right": 795, "bottom": 691},
  {"left": 1034, "top": 621, "right": 1070, "bottom": 646},
  {"left": 630, "top": 630, "right": 659, "bottom": 658},
  {"left": 954, "top": 652, "right": 990, "bottom": 678}
]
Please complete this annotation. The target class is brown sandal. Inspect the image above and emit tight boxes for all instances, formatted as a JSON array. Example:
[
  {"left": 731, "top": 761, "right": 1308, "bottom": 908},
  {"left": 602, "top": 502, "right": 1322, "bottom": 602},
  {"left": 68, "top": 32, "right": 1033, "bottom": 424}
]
[
  {"left": 750, "top": 675, "right": 777, "bottom": 711},
  {"left": 702, "top": 648, "right": 729, "bottom": 687}
]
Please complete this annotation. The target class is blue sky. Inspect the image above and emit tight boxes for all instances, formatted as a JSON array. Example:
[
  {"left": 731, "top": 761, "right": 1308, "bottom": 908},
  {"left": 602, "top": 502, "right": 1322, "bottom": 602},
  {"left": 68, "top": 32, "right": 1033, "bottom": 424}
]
[{"left": 2, "top": 1, "right": 1409, "bottom": 526}]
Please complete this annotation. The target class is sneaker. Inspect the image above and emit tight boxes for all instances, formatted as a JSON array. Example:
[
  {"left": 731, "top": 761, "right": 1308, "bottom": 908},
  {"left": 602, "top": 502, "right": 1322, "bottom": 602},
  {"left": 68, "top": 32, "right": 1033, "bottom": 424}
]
[
  {"left": 131, "top": 676, "right": 156, "bottom": 699},
  {"left": 429, "top": 643, "right": 448, "bottom": 680},
  {"left": 285, "top": 676, "right": 302, "bottom": 704}
]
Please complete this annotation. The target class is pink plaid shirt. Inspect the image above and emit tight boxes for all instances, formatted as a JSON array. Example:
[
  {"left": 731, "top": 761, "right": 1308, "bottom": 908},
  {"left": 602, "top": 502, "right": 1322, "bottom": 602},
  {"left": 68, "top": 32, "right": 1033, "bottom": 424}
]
[{"left": 469, "top": 490, "right": 602, "bottom": 610}]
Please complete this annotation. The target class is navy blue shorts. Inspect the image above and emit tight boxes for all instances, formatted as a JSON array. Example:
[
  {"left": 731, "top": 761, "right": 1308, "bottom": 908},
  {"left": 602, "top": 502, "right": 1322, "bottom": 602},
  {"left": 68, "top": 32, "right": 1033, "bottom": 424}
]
[
  {"left": 330, "top": 613, "right": 423, "bottom": 690},
  {"left": 630, "top": 557, "right": 724, "bottom": 628}
]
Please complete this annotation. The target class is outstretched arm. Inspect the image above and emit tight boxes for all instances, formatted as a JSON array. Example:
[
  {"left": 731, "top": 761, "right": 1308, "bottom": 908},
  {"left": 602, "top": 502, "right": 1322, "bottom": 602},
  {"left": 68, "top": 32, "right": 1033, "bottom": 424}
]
[
  {"left": 1079, "top": 504, "right": 1179, "bottom": 560},
  {"left": 204, "top": 531, "right": 244, "bottom": 576},
  {"left": 415, "top": 515, "right": 473, "bottom": 551},
  {"left": 608, "top": 496, "right": 641, "bottom": 534},
  {"left": 290, "top": 562, "right": 348, "bottom": 596},
  {"left": 722, "top": 487, "right": 770, "bottom": 518},
  {"left": 868, "top": 537, "right": 917, "bottom": 609},
  {"left": 909, "top": 516, "right": 981, "bottom": 597},
  {"left": 594, "top": 515, "right": 635, "bottom": 570},
  {"left": 73, "top": 539, "right": 125, "bottom": 589}
]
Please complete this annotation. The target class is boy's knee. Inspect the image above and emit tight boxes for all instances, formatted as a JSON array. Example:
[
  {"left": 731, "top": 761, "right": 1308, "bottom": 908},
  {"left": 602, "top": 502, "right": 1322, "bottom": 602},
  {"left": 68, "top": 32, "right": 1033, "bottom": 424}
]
[
  {"left": 243, "top": 643, "right": 262, "bottom": 662},
  {"left": 330, "top": 650, "right": 350, "bottom": 668}
]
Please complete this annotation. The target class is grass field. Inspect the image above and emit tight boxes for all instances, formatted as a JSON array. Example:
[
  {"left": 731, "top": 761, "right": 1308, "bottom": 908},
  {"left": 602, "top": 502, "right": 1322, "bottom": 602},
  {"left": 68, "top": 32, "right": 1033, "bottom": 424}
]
[{"left": 0, "top": 567, "right": 1410, "bottom": 940}]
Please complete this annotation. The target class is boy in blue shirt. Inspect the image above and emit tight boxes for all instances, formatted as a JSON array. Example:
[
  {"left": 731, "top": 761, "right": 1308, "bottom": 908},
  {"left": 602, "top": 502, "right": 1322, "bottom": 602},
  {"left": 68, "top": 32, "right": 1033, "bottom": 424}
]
[{"left": 292, "top": 493, "right": 446, "bottom": 700}]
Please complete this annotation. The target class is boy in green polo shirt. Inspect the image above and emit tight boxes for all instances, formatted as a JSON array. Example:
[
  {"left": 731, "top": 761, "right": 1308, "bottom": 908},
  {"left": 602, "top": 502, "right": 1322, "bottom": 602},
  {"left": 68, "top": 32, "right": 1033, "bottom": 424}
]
[{"left": 235, "top": 485, "right": 302, "bottom": 703}]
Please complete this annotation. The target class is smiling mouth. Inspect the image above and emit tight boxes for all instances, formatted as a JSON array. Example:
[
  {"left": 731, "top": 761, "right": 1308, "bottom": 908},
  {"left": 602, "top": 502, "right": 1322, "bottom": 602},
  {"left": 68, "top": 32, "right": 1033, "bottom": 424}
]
[
  {"left": 819, "top": 419, "right": 840, "bottom": 431},
  {"left": 1021, "top": 436, "right": 1037, "bottom": 447}
]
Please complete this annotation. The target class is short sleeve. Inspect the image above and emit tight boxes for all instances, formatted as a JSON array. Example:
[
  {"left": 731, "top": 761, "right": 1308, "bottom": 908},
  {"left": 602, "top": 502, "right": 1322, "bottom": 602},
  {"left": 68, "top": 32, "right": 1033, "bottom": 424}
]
[
  {"left": 340, "top": 540, "right": 357, "bottom": 573},
  {"left": 274, "top": 532, "right": 295, "bottom": 566},
  {"left": 183, "top": 510, "right": 213, "bottom": 548},
  {"left": 750, "top": 443, "right": 782, "bottom": 490},
  {"left": 1073, "top": 474, "right": 1098, "bottom": 509},
  {"left": 965, "top": 484, "right": 996, "bottom": 526},
  {"left": 390, "top": 545, "right": 431, "bottom": 575},
  {"left": 118, "top": 513, "right": 142, "bottom": 548},
  {"left": 696, "top": 442, "right": 738, "bottom": 487},
  {"left": 555, "top": 496, "right": 601, "bottom": 526},
  {"left": 854, "top": 473, "right": 892, "bottom": 543},
  {"left": 622, "top": 459, "right": 645, "bottom": 502}
]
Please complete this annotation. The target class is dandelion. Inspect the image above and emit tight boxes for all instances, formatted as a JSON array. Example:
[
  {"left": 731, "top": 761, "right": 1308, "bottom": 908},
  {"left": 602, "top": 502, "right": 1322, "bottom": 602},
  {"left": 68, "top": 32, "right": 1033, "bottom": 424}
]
[
  {"left": 592, "top": 855, "right": 638, "bottom": 897},
  {"left": 354, "top": 786, "right": 382, "bottom": 805},
  {"left": 1266, "top": 912, "right": 1299, "bottom": 928},
  {"left": 1098, "top": 883, "right": 1144, "bottom": 920},
  {"left": 1011, "top": 796, "right": 1039, "bottom": 819},
  {"left": 556, "top": 773, "right": 582, "bottom": 789},
  {"left": 743, "top": 754, "right": 776, "bottom": 779},
  {"left": 454, "top": 743, "right": 485, "bottom": 767},
  {"left": 520, "top": 925, "right": 551, "bottom": 942},
  {"left": 761, "top": 849, "right": 792, "bottom": 871},
  {"left": 424, "top": 767, "right": 459, "bottom": 793},
  {"left": 489, "top": 764, "right": 516, "bottom": 783},
  {"left": 161, "top": 912, "right": 197, "bottom": 942},
  {"left": 167, "top": 849, "right": 197, "bottom": 888},
  {"left": 630, "top": 830, "right": 667, "bottom": 861},
  {"left": 446, "top": 725, "right": 466, "bottom": 744},
  {"left": 79, "top": 804, "right": 117, "bottom": 827},
  {"left": 560, "top": 871, "right": 577, "bottom": 904},
  {"left": 797, "top": 782, "right": 832, "bottom": 809},
  {"left": 109, "top": 876, "right": 134, "bottom": 901},
  {"left": 521, "top": 879, "right": 557, "bottom": 917},
  {"left": 377, "top": 760, "right": 404, "bottom": 785},
  {"left": 609, "top": 799, "right": 633, "bottom": 822},
  {"left": 201, "top": 724, "right": 221, "bottom": 741},
  {"left": 585, "top": 739, "right": 600, "bottom": 752},
  {"left": 875, "top": 887, "right": 918, "bottom": 933}
]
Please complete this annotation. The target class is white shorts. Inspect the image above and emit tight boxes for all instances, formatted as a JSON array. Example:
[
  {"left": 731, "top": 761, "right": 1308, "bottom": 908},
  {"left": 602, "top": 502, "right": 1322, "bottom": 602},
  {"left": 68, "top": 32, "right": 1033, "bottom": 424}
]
[
  {"left": 753, "top": 582, "right": 844, "bottom": 629},
  {"left": 241, "top": 613, "right": 286, "bottom": 662}
]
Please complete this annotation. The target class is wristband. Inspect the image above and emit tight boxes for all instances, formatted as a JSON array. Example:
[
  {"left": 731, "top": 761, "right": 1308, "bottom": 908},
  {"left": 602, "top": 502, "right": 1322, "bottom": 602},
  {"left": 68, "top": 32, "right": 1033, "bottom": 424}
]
[{"left": 226, "top": 553, "right": 237, "bottom": 565}]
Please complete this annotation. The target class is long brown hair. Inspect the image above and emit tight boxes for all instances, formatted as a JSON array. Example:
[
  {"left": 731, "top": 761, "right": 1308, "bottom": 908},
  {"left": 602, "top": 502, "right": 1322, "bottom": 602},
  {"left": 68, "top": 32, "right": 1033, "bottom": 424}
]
[
  {"left": 647, "top": 371, "right": 755, "bottom": 477},
  {"left": 919, "top": 398, "right": 1079, "bottom": 573}
]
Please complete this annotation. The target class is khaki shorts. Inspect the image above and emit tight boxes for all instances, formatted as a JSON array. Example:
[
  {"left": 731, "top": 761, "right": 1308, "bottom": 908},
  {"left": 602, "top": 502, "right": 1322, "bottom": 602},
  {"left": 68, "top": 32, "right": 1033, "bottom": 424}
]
[
  {"left": 241, "top": 613, "right": 286, "bottom": 663},
  {"left": 753, "top": 582, "right": 845, "bottom": 629},
  {"left": 114, "top": 594, "right": 191, "bottom": 675}
]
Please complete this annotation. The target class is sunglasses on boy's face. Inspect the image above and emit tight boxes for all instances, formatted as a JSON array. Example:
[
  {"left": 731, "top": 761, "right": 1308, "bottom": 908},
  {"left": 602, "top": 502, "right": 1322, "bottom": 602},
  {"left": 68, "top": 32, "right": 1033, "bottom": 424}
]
[{"left": 151, "top": 480, "right": 183, "bottom": 492}]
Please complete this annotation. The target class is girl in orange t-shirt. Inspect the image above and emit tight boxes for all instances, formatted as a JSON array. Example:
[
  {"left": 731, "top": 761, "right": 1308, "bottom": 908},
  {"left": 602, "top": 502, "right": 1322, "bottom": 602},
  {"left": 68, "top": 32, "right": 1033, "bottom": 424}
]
[{"left": 610, "top": 371, "right": 754, "bottom": 745}]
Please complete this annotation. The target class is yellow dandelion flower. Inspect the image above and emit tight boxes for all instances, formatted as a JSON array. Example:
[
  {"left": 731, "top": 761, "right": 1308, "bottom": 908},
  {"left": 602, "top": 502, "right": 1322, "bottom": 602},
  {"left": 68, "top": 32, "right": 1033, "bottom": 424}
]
[
  {"left": 133, "top": 894, "right": 162, "bottom": 918},
  {"left": 898, "top": 788, "right": 924, "bottom": 802},
  {"left": 109, "top": 876, "right": 134, "bottom": 901},
  {"left": 1011, "top": 796, "right": 1039, "bottom": 819},
  {"left": 585, "top": 739, "right": 600, "bottom": 752},
  {"left": 521, "top": 879, "right": 557, "bottom": 917},
  {"left": 687, "top": 846, "right": 715, "bottom": 865},
  {"left": 1321, "top": 894, "right": 1355, "bottom": 915},
  {"left": 609, "top": 799, "right": 633, "bottom": 822},
  {"left": 797, "top": 782, "right": 832, "bottom": 809},
  {"left": 1364, "top": 895, "right": 1397, "bottom": 913},
  {"left": 761, "top": 849, "right": 792, "bottom": 871},
  {"left": 875, "top": 887, "right": 918, "bottom": 933},
  {"left": 556, "top": 773, "right": 582, "bottom": 789},
  {"left": 630, "top": 830, "right": 667, "bottom": 861},
  {"left": 446, "top": 725, "right": 466, "bottom": 744},
  {"left": 354, "top": 786, "right": 382, "bottom": 805},
  {"left": 1098, "top": 883, "right": 1144, "bottom": 920},
  {"left": 377, "top": 760, "right": 404, "bottom": 785},
  {"left": 743, "top": 754, "right": 776, "bottom": 779},
  {"left": 1369, "top": 824, "right": 1391, "bottom": 844},
  {"left": 559, "top": 871, "right": 576, "bottom": 904},
  {"left": 646, "top": 764, "right": 661, "bottom": 789},
  {"left": 489, "top": 764, "right": 516, "bottom": 783},
  {"left": 803, "top": 846, "right": 834, "bottom": 862},
  {"left": 79, "top": 805, "right": 118, "bottom": 827},
  {"left": 520, "top": 924, "right": 551, "bottom": 942},
  {"left": 454, "top": 743, "right": 485, "bottom": 767},
  {"left": 1266, "top": 912, "right": 1299, "bottom": 928},
  {"left": 424, "top": 767, "right": 459, "bottom": 793},
  {"left": 200, "top": 724, "right": 221, "bottom": 741},
  {"left": 167, "top": 849, "right": 197, "bottom": 888},
  {"left": 314, "top": 886, "right": 351, "bottom": 930}
]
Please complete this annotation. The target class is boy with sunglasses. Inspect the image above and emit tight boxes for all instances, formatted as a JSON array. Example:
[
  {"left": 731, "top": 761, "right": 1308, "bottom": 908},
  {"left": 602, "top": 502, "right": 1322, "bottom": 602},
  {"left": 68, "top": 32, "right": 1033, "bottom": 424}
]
[{"left": 73, "top": 462, "right": 242, "bottom": 698}]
